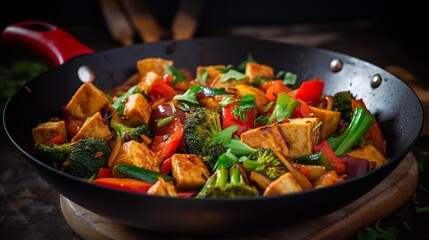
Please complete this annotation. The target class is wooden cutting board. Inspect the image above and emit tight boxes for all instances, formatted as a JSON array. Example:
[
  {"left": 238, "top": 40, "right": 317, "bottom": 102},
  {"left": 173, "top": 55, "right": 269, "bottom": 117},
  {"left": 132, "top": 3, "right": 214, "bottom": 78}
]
[{"left": 60, "top": 152, "right": 418, "bottom": 240}]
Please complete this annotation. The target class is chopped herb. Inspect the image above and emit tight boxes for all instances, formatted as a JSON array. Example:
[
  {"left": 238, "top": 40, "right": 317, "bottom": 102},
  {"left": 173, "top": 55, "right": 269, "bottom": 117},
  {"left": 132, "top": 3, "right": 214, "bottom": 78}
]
[
  {"left": 402, "top": 221, "right": 414, "bottom": 231},
  {"left": 156, "top": 116, "right": 174, "bottom": 127},
  {"left": 200, "top": 86, "right": 233, "bottom": 96},
  {"left": 283, "top": 72, "right": 298, "bottom": 87},
  {"left": 238, "top": 53, "right": 257, "bottom": 71},
  {"left": 256, "top": 116, "right": 269, "bottom": 125},
  {"left": 166, "top": 64, "right": 186, "bottom": 86},
  {"left": 221, "top": 69, "right": 247, "bottom": 82},
  {"left": 198, "top": 69, "right": 208, "bottom": 83},
  {"left": 210, "top": 125, "right": 238, "bottom": 146},
  {"left": 263, "top": 101, "right": 275, "bottom": 112},
  {"left": 215, "top": 64, "right": 234, "bottom": 73},
  {"left": 218, "top": 96, "right": 236, "bottom": 106},
  {"left": 173, "top": 85, "right": 201, "bottom": 105},
  {"left": 232, "top": 94, "right": 256, "bottom": 121},
  {"left": 225, "top": 137, "right": 256, "bottom": 156},
  {"left": 356, "top": 220, "right": 400, "bottom": 240},
  {"left": 416, "top": 206, "right": 429, "bottom": 214},
  {"left": 112, "top": 86, "right": 144, "bottom": 116},
  {"left": 170, "top": 102, "right": 177, "bottom": 113}
]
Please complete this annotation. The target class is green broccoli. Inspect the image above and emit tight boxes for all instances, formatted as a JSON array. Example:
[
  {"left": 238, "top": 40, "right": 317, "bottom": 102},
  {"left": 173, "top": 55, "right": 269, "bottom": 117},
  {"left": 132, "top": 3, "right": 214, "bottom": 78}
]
[
  {"left": 63, "top": 137, "right": 112, "bottom": 179},
  {"left": 184, "top": 107, "right": 227, "bottom": 170},
  {"left": 34, "top": 142, "right": 72, "bottom": 166},
  {"left": 196, "top": 164, "right": 260, "bottom": 199},
  {"left": 333, "top": 91, "right": 356, "bottom": 124},
  {"left": 110, "top": 115, "right": 152, "bottom": 142},
  {"left": 242, "top": 148, "right": 287, "bottom": 180}
]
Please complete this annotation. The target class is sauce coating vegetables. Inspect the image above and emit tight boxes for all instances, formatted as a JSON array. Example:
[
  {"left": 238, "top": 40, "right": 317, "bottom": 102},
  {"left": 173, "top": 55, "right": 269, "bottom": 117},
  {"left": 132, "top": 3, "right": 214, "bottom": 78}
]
[{"left": 31, "top": 56, "right": 387, "bottom": 198}]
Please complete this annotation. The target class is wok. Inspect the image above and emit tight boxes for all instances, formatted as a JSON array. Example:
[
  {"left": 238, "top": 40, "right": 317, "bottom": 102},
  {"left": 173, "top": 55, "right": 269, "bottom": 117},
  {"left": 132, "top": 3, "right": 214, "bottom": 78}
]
[{"left": 2, "top": 21, "right": 424, "bottom": 235}]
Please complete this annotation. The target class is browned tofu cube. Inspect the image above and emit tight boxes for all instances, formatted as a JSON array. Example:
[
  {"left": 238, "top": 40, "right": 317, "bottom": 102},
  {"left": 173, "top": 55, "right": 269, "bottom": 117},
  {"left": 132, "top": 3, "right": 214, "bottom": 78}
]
[
  {"left": 65, "top": 83, "right": 110, "bottom": 120},
  {"left": 209, "top": 74, "right": 250, "bottom": 89},
  {"left": 240, "top": 124, "right": 289, "bottom": 157},
  {"left": 136, "top": 71, "right": 162, "bottom": 93},
  {"left": 245, "top": 62, "right": 274, "bottom": 80},
  {"left": 122, "top": 93, "right": 152, "bottom": 127},
  {"left": 263, "top": 172, "right": 303, "bottom": 196},
  {"left": 171, "top": 154, "right": 210, "bottom": 190},
  {"left": 276, "top": 117, "right": 321, "bottom": 159},
  {"left": 196, "top": 65, "right": 225, "bottom": 85},
  {"left": 235, "top": 84, "right": 268, "bottom": 107},
  {"left": 147, "top": 177, "right": 177, "bottom": 196},
  {"left": 71, "top": 112, "right": 112, "bottom": 143},
  {"left": 309, "top": 106, "right": 341, "bottom": 140},
  {"left": 112, "top": 140, "right": 161, "bottom": 172},
  {"left": 137, "top": 58, "right": 173, "bottom": 76},
  {"left": 32, "top": 120, "right": 68, "bottom": 144},
  {"left": 346, "top": 144, "right": 388, "bottom": 169}
]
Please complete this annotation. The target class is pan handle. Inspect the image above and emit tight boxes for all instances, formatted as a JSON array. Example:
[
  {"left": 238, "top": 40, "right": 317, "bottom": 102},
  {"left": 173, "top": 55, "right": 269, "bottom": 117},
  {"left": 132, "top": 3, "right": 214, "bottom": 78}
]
[{"left": 2, "top": 20, "right": 95, "bottom": 66}]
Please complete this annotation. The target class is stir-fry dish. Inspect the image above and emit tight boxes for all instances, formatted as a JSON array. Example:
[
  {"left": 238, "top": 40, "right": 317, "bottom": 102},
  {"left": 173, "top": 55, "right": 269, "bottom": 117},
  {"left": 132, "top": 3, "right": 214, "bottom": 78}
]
[{"left": 31, "top": 55, "right": 388, "bottom": 198}]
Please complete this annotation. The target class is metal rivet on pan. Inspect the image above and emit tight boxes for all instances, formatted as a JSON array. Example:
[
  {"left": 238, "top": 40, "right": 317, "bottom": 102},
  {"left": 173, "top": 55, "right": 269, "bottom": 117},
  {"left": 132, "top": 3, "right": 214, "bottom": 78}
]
[
  {"left": 371, "top": 74, "right": 382, "bottom": 88},
  {"left": 329, "top": 59, "right": 343, "bottom": 72},
  {"left": 77, "top": 65, "right": 95, "bottom": 83}
]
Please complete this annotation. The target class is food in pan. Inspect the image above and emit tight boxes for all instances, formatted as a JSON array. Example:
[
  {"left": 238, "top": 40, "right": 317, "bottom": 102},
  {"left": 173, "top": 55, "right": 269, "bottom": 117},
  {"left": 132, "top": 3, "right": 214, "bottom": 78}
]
[{"left": 31, "top": 55, "right": 388, "bottom": 198}]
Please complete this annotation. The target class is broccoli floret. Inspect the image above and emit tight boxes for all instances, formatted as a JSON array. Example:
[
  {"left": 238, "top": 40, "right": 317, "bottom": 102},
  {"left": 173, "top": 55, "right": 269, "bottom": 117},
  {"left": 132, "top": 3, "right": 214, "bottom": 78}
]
[
  {"left": 110, "top": 115, "right": 152, "bottom": 142},
  {"left": 333, "top": 91, "right": 356, "bottom": 124},
  {"left": 184, "top": 107, "right": 226, "bottom": 170},
  {"left": 196, "top": 164, "right": 260, "bottom": 199},
  {"left": 328, "top": 104, "right": 375, "bottom": 156},
  {"left": 243, "top": 148, "right": 287, "bottom": 180},
  {"left": 34, "top": 142, "right": 72, "bottom": 165},
  {"left": 63, "top": 137, "right": 112, "bottom": 178}
]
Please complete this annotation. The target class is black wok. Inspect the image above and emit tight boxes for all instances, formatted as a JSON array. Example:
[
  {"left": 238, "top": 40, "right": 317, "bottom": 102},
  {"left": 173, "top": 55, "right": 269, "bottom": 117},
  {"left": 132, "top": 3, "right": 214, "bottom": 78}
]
[{"left": 2, "top": 21, "right": 424, "bottom": 235}]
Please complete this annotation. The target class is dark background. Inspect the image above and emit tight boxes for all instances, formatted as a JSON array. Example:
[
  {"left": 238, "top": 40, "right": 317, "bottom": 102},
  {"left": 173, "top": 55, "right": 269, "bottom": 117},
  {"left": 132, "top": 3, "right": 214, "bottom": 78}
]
[{"left": 0, "top": 0, "right": 427, "bottom": 55}]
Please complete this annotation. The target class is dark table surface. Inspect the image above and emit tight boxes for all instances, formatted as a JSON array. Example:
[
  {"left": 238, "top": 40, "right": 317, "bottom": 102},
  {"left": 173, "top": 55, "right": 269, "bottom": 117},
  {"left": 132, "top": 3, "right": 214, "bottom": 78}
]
[{"left": 1, "top": 18, "right": 429, "bottom": 239}]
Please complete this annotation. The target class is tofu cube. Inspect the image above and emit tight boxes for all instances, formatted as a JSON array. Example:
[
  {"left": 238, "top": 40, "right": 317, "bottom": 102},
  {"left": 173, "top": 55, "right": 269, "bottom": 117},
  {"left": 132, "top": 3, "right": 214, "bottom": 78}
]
[
  {"left": 276, "top": 117, "right": 321, "bottom": 159},
  {"left": 71, "top": 112, "right": 112, "bottom": 143},
  {"left": 263, "top": 172, "right": 303, "bottom": 196},
  {"left": 240, "top": 124, "right": 289, "bottom": 157},
  {"left": 137, "top": 58, "right": 173, "bottom": 76},
  {"left": 346, "top": 144, "right": 388, "bottom": 169},
  {"left": 136, "top": 71, "right": 162, "bottom": 93},
  {"left": 309, "top": 106, "right": 341, "bottom": 139},
  {"left": 122, "top": 93, "right": 152, "bottom": 127},
  {"left": 196, "top": 65, "right": 225, "bottom": 85},
  {"left": 113, "top": 140, "right": 161, "bottom": 172},
  {"left": 65, "top": 83, "right": 110, "bottom": 120},
  {"left": 235, "top": 84, "right": 268, "bottom": 107},
  {"left": 32, "top": 120, "right": 68, "bottom": 144},
  {"left": 171, "top": 154, "right": 210, "bottom": 190},
  {"left": 245, "top": 62, "right": 274, "bottom": 80},
  {"left": 209, "top": 74, "right": 250, "bottom": 89},
  {"left": 147, "top": 178, "right": 177, "bottom": 196}
]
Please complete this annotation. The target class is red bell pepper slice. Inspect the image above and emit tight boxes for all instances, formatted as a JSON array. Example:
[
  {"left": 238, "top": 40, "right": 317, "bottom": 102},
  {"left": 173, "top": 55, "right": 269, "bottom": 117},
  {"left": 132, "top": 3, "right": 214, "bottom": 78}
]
[
  {"left": 160, "top": 157, "right": 172, "bottom": 175},
  {"left": 96, "top": 168, "right": 113, "bottom": 179},
  {"left": 93, "top": 178, "right": 153, "bottom": 193},
  {"left": 177, "top": 191, "right": 197, "bottom": 198},
  {"left": 351, "top": 99, "right": 385, "bottom": 155},
  {"left": 44, "top": 135, "right": 66, "bottom": 145},
  {"left": 294, "top": 78, "right": 325, "bottom": 105},
  {"left": 148, "top": 81, "right": 176, "bottom": 101},
  {"left": 261, "top": 80, "right": 292, "bottom": 102},
  {"left": 222, "top": 103, "right": 255, "bottom": 137},
  {"left": 292, "top": 99, "right": 313, "bottom": 118},
  {"left": 314, "top": 140, "right": 346, "bottom": 176},
  {"left": 150, "top": 117, "right": 184, "bottom": 160}
]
